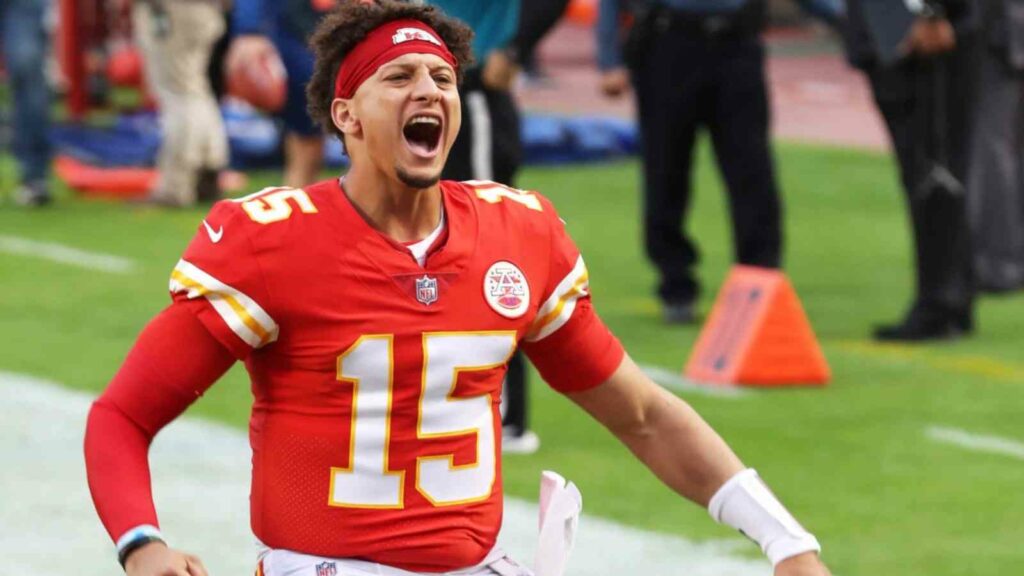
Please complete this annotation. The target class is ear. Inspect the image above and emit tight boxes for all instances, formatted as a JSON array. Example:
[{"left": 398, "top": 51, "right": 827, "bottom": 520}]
[{"left": 331, "top": 98, "right": 361, "bottom": 138}]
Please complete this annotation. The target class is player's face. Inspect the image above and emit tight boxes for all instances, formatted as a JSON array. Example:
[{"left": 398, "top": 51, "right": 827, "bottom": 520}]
[{"left": 355, "top": 53, "right": 461, "bottom": 189}]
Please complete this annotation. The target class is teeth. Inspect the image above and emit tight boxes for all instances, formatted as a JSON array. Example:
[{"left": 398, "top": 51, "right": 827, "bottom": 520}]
[{"left": 408, "top": 116, "right": 440, "bottom": 126}]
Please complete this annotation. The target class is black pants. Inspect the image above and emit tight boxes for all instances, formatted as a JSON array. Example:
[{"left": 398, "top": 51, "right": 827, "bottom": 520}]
[
  {"left": 630, "top": 22, "right": 781, "bottom": 305},
  {"left": 867, "top": 47, "right": 975, "bottom": 314},
  {"left": 443, "top": 68, "right": 521, "bottom": 185},
  {"left": 442, "top": 68, "right": 529, "bottom": 433}
]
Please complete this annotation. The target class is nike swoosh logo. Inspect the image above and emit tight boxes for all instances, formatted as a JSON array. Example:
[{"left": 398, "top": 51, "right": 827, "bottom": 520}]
[{"left": 202, "top": 220, "right": 224, "bottom": 243}]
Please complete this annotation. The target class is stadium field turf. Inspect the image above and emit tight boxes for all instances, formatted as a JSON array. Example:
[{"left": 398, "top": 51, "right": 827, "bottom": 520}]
[{"left": 1, "top": 142, "right": 1021, "bottom": 575}]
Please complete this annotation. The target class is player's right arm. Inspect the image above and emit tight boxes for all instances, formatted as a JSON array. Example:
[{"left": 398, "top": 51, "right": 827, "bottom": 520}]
[
  {"left": 86, "top": 199, "right": 278, "bottom": 573},
  {"left": 84, "top": 305, "right": 234, "bottom": 575}
]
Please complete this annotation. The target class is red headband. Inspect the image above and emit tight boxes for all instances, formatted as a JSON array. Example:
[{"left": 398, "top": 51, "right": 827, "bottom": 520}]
[{"left": 334, "top": 19, "right": 457, "bottom": 99}]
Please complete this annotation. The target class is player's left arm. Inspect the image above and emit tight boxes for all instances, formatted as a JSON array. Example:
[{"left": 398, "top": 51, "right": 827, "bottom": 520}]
[
  {"left": 567, "top": 355, "right": 830, "bottom": 575},
  {"left": 520, "top": 193, "right": 828, "bottom": 574}
]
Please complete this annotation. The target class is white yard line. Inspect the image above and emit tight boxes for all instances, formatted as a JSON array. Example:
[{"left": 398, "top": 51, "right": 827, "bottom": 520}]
[
  {"left": 926, "top": 426, "right": 1024, "bottom": 462},
  {"left": 640, "top": 363, "right": 748, "bottom": 398},
  {"left": 0, "top": 235, "right": 136, "bottom": 274},
  {"left": 0, "top": 371, "right": 767, "bottom": 576}
]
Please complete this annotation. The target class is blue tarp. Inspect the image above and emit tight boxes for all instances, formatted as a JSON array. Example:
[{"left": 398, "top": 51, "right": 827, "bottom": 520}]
[{"left": 51, "top": 104, "right": 638, "bottom": 171}]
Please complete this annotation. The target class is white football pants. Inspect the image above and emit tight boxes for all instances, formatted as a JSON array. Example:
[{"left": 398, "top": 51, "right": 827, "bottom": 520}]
[{"left": 255, "top": 546, "right": 533, "bottom": 576}]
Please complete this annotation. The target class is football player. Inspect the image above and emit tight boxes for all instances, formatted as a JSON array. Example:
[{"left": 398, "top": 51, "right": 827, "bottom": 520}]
[{"left": 84, "top": 2, "right": 832, "bottom": 576}]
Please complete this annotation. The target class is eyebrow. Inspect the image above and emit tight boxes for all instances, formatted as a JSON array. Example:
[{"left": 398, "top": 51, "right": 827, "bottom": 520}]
[{"left": 380, "top": 61, "right": 454, "bottom": 74}]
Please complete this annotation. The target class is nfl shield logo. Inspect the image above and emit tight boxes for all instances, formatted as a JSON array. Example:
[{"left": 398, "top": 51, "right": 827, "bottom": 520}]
[
  {"left": 416, "top": 275, "right": 439, "bottom": 306},
  {"left": 315, "top": 562, "right": 337, "bottom": 576}
]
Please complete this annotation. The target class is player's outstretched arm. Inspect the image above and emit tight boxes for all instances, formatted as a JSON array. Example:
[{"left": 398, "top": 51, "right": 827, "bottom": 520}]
[{"left": 567, "top": 354, "right": 830, "bottom": 575}]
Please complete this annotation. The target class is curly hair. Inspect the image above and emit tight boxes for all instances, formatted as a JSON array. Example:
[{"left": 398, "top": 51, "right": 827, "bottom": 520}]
[{"left": 305, "top": 0, "right": 475, "bottom": 144}]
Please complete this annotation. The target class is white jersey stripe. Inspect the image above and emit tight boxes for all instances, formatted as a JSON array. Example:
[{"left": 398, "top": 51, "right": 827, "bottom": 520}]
[
  {"left": 526, "top": 256, "right": 589, "bottom": 342},
  {"left": 169, "top": 259, "right": 278, "bottom": 348}
]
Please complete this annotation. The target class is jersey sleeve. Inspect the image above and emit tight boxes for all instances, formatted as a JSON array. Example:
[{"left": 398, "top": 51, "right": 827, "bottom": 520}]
[
  {"left": 521, "top": 197, "right": 625, "bottom": 393},
  {"left": 169, "top": 200, "right": 278, "bottom": 359}
]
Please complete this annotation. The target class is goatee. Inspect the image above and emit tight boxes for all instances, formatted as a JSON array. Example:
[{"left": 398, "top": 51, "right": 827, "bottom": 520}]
[{"left": 396, "top": 167, "right": 440, "bottom": 189}]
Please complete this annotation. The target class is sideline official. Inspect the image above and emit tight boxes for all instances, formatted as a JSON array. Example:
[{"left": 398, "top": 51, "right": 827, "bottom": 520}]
[
  {"left": 843, "top": 0, "right": 977, "bottom": 340},
  {"left": 597, "top": 0, "right": 841, "bottom": 324}
]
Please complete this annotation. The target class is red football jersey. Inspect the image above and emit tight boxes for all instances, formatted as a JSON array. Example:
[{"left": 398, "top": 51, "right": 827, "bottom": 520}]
[{"left": 168, "top": 179, "right": 623, "bottom": 571}]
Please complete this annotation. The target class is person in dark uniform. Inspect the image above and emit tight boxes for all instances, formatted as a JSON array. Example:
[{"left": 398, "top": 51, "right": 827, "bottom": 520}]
[
  {"left": 967, "top": 0, "right": 1024, "bottom": 293},
  {"left": 597, "top": 0, "right": 841, "bottom": 324},
  {"left": 842, "top": 0, "right": 977, "bottom": 340}
]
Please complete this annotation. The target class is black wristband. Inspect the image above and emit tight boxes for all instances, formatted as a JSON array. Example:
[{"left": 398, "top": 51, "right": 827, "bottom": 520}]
[{"left": 118, "top": 535, "right": 165, "bottom": 569}]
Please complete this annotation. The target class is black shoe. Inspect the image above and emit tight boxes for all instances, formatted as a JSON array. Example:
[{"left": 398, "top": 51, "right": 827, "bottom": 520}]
[
  {"left": 663, "top": 301, "right": 697, "bottom": 325},
  {"left": 873, "top": 305, "right": 973, "bottom": 342}
]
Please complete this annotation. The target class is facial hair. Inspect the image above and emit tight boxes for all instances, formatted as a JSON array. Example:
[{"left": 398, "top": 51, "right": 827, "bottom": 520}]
[{"left": 396, "top": 166, "right": 441, "bottom": 189}]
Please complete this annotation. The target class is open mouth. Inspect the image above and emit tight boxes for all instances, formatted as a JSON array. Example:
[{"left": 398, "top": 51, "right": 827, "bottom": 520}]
[{"left": 402, "top": 114, "right": 443, "bottom": 158}]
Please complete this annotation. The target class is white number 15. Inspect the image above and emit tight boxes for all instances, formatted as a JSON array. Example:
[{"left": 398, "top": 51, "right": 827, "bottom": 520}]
[{"left": 330, "top": 332, "right": 517, "bottom": 509}]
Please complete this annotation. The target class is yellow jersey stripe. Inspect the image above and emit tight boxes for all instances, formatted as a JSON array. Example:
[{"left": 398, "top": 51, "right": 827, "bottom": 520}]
[
  {"left": 527, "top": 256, "right": 589, "bottom": 342},
  {"left": 169, "top": 260, "right": 278, "bottom": 349}
]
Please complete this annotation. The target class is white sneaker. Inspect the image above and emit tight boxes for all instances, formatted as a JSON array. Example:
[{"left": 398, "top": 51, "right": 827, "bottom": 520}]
[{"left": 502, "top": 427, "right": 540, "bottom": 455}]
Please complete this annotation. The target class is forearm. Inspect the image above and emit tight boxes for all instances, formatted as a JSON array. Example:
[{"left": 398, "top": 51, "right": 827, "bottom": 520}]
[
  {"left": 570, "top": 355, "right": 822, "bottom": 568},
  {"left": 613, "top": 378, "right": 745, "bottom": 506},
  {"left": 571, "top": 355, "right": 744, "bottom": 506},
  {"left": 85, "top": 399, "right": 161, "bottom": 541}
]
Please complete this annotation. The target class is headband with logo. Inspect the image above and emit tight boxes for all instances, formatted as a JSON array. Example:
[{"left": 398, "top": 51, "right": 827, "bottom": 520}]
[{"left": 334, "top": 19, "right": 458, "bottom": 99}]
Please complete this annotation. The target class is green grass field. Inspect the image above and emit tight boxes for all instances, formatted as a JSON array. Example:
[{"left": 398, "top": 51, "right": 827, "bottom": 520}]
[{"left": 2, "top": 142, "right": 1022, "bottom": 575}]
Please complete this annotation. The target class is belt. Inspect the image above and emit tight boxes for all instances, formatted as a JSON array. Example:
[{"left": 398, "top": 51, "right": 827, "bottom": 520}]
[{"left": 652, "top": 8, "right": 755, "bottom": 40}]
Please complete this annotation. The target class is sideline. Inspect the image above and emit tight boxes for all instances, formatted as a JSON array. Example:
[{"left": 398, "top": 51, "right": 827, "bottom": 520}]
[
  {"left": 0, "top": 235, "right": 137, "bottom": 274},
  {"left": 0, "top": 371, "right": 766, "bottom": 576},
  {"left": 926, "top": 426, "right": 1024, "bottom": 462}
]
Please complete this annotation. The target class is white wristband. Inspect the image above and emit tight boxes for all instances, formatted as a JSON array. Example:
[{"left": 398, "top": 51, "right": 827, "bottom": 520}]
[
  {"left": 708, "top": 469, "right": 820, "bottom": 566},
  {"left": 115, "top": 524, "right": 165, "bottom": 566}
]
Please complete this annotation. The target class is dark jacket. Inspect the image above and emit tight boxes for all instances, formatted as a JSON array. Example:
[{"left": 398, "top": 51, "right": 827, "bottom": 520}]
[
  {"left": 982, "top": 0, "right": 1024, "bottom": 69},
  {"left": 842, "top": 0, "right": 977, "bottom": 70}
]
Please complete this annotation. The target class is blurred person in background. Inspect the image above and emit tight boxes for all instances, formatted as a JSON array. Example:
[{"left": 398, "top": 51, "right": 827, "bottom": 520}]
[
  {"left": 3, "top": 0, "right": 52, "bottom": 207},
  {"left": 596, "top": 0, "right": 842, "bottom": 325},
  {"left": 843, "top": 0, "right": 977, "bottom": 340},
  {"left": 228, "top": 0, "right": 335, "bottom": 188},
  {"left": 967, "top": 0, "right": 1024, "bottom": 293},
  {"left": 134, "top": 0, "right": 229, "bottom": 207}
]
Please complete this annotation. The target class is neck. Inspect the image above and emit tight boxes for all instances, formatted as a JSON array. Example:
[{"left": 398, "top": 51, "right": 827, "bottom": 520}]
[{"left": 342, "top": 162, "right": 443, "bottom": 243}]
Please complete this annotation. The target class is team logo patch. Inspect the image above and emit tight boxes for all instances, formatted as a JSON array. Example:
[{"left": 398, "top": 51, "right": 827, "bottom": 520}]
[
  {"left": 416, "top": 275, "right": 439, "bottom": 306},
  {"left": 315, "top": 561, "right": 337, "bottom": 576},
  {"left": 484, "top": 261, "right": 530, "bottom": 318},
  {"left": 392, "top": 27, "right": 442, "bottom": 47}
]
